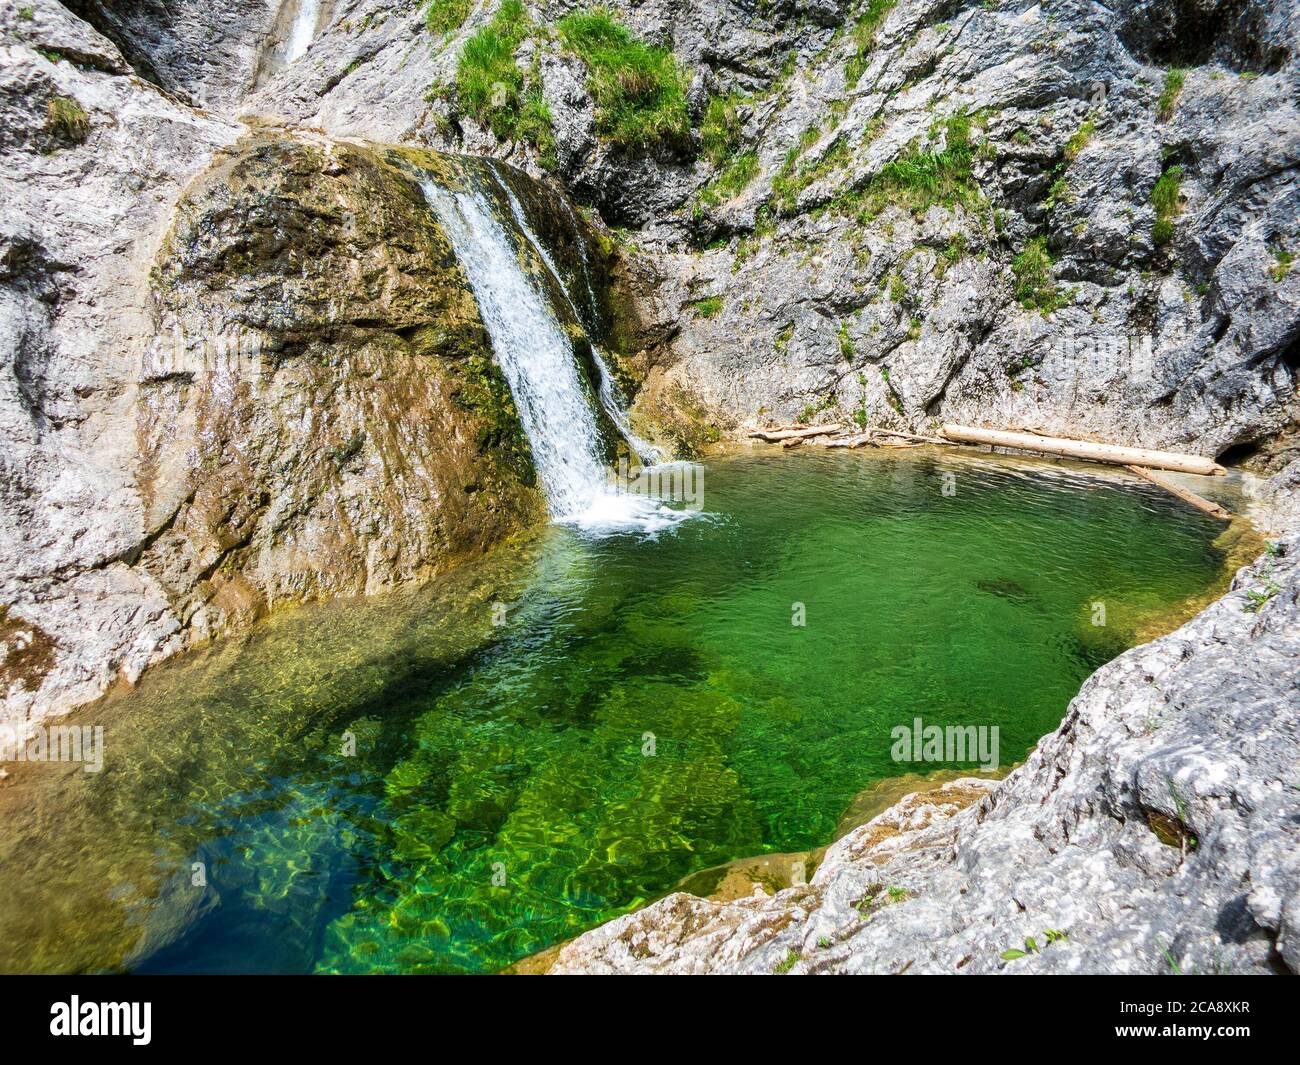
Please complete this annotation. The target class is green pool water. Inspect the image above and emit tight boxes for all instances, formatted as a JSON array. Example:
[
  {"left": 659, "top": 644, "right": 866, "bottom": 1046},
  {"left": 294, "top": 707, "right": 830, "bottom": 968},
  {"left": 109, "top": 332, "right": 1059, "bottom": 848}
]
[{"left": 0, "top": 449, "right": 1241, "bottom": 974}]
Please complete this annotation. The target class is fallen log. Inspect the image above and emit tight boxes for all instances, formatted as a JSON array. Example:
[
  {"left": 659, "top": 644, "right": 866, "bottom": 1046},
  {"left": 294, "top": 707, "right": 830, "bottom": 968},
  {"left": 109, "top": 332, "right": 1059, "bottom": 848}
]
[
  {"left": 749, "top": 423, "right": 844, "bottom": 443},
  {"left": 940, "top": 424, "right": 1226, "bottom": 476},
  {"left": 782, "top": 436, "right": 804, "bottom": 449},
  {"left": 1123, "top": 465, "right": 1232, "bottom": 520}
]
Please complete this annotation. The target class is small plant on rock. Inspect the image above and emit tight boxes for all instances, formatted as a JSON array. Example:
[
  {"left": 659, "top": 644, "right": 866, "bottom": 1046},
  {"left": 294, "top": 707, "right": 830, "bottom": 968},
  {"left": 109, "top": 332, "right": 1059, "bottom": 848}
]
[
  {"left": 1243, "top": 580, "right": 1281, "bottom": 612},
  {"left": 1063, "top": 117, "right": 1096, "bottom": 162},
  {"left": 1150, "top": 165, "right": 1183, "bottom": 247},
  {"left": 692, "top": 295, "right": 723, "bottom": 319},
  {"left": 1270, "top": 245, "right": 1294, "bottom": 283},
  {"left": 1157, "top": 68, "right": 1186, "bottom": 121},
  {"left": 46, "top": 95, "right": 89, "bottom": 145},
  {"left": 1012, "top": 237, "right": 1068, "bottom": 313},
  {"left": 1001, "top": 928, "right": 1068, "bottom": 961}
]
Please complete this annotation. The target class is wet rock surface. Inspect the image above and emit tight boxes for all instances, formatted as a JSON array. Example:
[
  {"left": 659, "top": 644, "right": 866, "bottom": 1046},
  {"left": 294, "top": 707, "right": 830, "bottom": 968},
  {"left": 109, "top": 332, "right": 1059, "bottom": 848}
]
[{"left": 135, "top": 136, "right": 542, "bottom": 651}]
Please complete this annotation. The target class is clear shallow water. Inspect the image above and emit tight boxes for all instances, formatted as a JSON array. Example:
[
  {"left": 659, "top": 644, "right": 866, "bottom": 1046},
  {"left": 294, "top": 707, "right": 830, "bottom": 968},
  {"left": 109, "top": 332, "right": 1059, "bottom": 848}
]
[{"left": 0, "top": 450, "right": 1239, "bottom": 974}]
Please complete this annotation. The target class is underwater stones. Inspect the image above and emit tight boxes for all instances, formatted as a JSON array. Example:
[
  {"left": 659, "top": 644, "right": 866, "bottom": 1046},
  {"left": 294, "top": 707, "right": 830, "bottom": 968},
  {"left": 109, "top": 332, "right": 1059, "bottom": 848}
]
[{"left": 390, "top": 809, "right": 457, "bottom": 863}]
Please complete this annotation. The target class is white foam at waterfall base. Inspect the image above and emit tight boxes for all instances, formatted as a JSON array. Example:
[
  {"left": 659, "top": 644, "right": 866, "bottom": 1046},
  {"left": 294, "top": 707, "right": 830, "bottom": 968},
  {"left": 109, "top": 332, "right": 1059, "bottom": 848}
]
[{"left": 420, "top": 177, "right": 692, "bottom": 535}]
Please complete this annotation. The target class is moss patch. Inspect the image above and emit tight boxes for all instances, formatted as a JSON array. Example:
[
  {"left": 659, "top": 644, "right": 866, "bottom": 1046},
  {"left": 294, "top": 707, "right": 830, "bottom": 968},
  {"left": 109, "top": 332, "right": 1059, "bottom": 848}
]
[{"left": 45, "top": 94, "right": 88, "bottom": 146}]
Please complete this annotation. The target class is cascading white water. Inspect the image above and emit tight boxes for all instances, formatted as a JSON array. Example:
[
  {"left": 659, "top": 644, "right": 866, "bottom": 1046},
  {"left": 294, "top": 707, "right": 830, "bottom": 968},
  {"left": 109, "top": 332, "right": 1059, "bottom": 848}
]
[
  {"left": 284, "top": 0, "right": 322, "bottom": 64},
  {"left": 421, "top": 174, "right": 685, "bottom": 532},
  {"left": 487, "top": 167, "right": 664, "bottom": 465}
]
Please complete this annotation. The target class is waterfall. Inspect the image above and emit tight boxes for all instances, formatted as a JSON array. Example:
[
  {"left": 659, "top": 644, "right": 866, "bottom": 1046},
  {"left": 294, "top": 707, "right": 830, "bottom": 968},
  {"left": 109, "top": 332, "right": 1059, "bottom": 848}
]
[
  {"left": 420, "top": 173, "right": 685, "bottom": 532},
  {"left": 486, "top": 167, "right": 664, "bottom": 465},
  {"left": 285, "top": 0, "right": 322, "bottom": 64}
]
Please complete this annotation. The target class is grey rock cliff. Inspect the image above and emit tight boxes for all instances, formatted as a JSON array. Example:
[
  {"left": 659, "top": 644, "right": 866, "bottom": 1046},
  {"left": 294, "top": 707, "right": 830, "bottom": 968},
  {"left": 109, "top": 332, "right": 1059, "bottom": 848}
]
[
  {"left": 235, "top": 0, "right": 1298, "bottom": 469},
  {"left": 2, "top": 0, "right": 1298, "bottom": 975},
  {"left": 60, "top": 0, "right": 283, "bottom": 109},
  {"left": 2, "top": 1, "right": 244, "bottom": 718}
]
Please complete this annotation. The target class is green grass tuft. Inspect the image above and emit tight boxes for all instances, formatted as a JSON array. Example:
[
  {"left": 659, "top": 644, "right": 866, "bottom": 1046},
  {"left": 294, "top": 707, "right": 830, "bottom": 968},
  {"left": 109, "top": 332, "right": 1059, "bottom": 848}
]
[
  {"left": 1157, "top": 68, "right": 1186, "bottom": 121},
  {"left": 846, "top": 0, "right": 897, "bottom": 87},
  {"left": 424, "top": 0, "right": 470, "bottom": 35},
  {"left": 453, "top": 1, "right": 553, "bottom": 165},
  {"left": 829, "top": 110, "right": 982, "bottom": 224},
  {"left": 1064, "top": 118, "right": 1095, "bottom": 162},
  {"left": 1012, "top": 236, "right": 1069, "bottom": 313},
  {"left": 557, "top": 9, "right": 690, "bottom": 154},
  {"left": 1150, "top": 165, "right": 1182, "bottom": 246},
  {"left": 456, "top": 0, "right": 530, "bottom": 131},
  {"left": 692, "top": 295, "right": 723, "bottom": 318},
  {"left": 699, "top": 150, "right": 758, "bottom": 207},
  {"left": 701, "top": 92, "right": 743, "bottom": 167}
]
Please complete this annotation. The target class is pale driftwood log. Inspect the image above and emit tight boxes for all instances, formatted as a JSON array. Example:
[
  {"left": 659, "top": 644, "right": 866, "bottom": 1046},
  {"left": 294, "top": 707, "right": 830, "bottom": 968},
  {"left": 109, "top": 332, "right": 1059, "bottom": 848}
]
[
  {"left": 749, "top": 423, "right": 844, "bottom": 443},
  {"left": 940, "top": 424, "right": 1226, "bottom": 476},
  {"left": 1123, "top": 465, "right": 1232, "bottom": 521}
]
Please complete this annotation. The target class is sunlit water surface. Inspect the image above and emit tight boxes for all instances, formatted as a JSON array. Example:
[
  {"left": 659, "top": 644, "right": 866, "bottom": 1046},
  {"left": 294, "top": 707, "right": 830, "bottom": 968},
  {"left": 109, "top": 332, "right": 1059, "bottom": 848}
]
[{"left": 0, "top": 450, "right": 1244, "bottom": 973}]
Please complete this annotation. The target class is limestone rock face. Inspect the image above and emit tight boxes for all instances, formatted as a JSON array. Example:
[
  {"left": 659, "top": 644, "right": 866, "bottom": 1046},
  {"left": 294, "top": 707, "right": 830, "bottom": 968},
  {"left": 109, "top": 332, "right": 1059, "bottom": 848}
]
[
  {"left": 547, "top": 537, "right": 1300, "bottom": 974},
  {"left": 58, "top": 0, "right": 282, "bottom": 109},
  {"left": 248, "top": 0, "right": 1297, "bottom": 473},
  {"left": 2, "top": 1, "right": 243, "bottom": 720},
  {"left": 2, "top": 0, "right": 1299, "bottom": 976}
]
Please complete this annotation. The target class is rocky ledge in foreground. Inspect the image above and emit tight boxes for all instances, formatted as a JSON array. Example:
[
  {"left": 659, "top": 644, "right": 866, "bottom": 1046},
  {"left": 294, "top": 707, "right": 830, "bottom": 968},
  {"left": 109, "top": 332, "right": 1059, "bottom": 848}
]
[{"left": 545, "top": 537, "right": 1300, "bottom": 975}]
